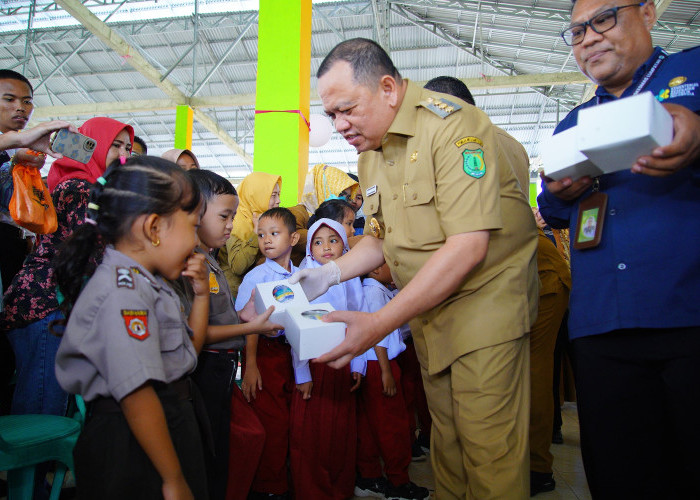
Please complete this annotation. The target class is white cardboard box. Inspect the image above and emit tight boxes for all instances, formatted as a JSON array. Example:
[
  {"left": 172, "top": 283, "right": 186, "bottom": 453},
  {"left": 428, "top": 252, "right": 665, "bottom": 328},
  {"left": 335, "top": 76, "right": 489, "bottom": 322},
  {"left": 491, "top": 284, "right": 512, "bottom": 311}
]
[
  {"left": 541, "top": 126, "right": 603, "bottom": 181},
  {"left": 577, "top": 91, "right": 673, "bottom": 173},
  {"left": 254, "top": 279, "right": 309, "bottom": 325},
  {"left": 283, "top": 303, "right": 346, "bottom": 360}
]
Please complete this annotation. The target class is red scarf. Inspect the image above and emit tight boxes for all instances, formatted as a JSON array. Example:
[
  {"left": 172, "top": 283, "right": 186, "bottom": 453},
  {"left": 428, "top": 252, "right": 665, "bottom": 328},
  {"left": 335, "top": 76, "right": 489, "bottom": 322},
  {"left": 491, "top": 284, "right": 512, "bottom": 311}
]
[{"left": 47, "top": 117, "right": 134, "bottom": 192}]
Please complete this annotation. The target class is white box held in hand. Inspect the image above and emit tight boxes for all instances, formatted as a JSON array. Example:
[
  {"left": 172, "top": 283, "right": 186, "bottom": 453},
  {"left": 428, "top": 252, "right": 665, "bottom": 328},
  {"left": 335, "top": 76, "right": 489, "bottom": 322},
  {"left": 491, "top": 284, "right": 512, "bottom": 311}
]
[
  {"left": 254, "top": 279, "right": 309, "bottom": 324},
  {"left": 541, "top": 126, "right": 603, "bottom": 181},
  {"left": 577, "top": 91, "right": 673, "bottom": 173},
  {"left": 283, "top": 303, "right": 346, "bottom": 361}
]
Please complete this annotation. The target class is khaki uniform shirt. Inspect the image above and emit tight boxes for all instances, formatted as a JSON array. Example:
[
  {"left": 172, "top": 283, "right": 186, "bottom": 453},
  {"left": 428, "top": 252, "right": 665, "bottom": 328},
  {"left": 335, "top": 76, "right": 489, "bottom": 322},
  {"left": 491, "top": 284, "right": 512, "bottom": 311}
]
[
  {"left": 217, "top": 233, "right": 263, "bottom": 298},
  {"left": 56, "top": 247, "right": 198, "bottom": 402},
  {"left": 536, "top": 228, "right": 572, "bottom": 296},
  {"left": 496, "top": 127, "right": 530, "bottom": 200},
  {"left": 173, "top": 248, "right": 244, "bottom": 351},
  {"left": 359, "top": 81, "right": 538, "bottom": 374},
  {"left": 287, "top": 203, "right": 310, "bottom": 267}
]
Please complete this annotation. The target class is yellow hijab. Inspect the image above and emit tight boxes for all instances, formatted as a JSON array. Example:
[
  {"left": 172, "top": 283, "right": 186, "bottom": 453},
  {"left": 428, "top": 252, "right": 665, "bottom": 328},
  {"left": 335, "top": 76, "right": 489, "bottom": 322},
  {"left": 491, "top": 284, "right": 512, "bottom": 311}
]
[
  {"left": 301, "top": 164, "right": 359, "bottom": 214},
  {"left": 232, "top": 171, "right": 282, "bottom": 240}
]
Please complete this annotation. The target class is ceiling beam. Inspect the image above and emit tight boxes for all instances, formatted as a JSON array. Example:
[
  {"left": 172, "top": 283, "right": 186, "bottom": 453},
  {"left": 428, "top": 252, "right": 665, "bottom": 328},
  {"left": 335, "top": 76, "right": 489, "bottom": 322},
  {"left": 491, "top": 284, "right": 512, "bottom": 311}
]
[
  {"left": 53, "top": 0, "right": 253, "bottom": 166},
  {"left": 32, "top": 70, "right": 588, "bottom": 119}
]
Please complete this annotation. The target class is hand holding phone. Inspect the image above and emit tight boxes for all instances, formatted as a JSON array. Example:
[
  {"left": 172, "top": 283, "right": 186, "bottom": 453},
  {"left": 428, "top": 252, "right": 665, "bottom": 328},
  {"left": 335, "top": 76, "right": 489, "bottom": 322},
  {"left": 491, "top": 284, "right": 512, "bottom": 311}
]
[{"left": 50, "top": 129, "right": 97, "bottom": 164}]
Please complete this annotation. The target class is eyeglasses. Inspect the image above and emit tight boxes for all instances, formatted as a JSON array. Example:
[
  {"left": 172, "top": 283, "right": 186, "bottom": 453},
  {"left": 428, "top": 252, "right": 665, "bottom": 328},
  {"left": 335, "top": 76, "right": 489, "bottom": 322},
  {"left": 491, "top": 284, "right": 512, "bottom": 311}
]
[{"left": 561, "top": 2, "right": 645, "bottom": 46}]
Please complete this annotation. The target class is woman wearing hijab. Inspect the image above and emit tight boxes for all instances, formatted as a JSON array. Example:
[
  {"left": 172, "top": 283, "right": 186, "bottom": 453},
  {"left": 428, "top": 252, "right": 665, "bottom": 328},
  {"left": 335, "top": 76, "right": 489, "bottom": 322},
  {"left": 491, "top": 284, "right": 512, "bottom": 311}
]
[
  {"left": 218, "top": 171, "right": 281, "bottom": 297},
  {"left": 161, "top": 148, "right": 200, "bottom": 170},
  {"left": 287, "top": 164, "right": 358, "bottom": 266},
  {"left": 2, "top": 117, "right": 133, "bottom": 417}
]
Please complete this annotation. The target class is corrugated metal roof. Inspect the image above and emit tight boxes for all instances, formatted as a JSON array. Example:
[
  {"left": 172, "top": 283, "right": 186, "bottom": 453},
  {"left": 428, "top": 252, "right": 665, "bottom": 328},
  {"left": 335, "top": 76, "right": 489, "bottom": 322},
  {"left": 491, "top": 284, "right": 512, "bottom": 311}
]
[{"left": 0, "top": 0, "right": 696, "bottom": 180}]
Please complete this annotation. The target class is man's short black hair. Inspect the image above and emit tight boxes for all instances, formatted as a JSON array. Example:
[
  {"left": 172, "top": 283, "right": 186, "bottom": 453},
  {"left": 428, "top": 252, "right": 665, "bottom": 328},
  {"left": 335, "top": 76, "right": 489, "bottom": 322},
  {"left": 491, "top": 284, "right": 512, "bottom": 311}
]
[
  {"left": 133, "top": 136, "right": 148, "bottom": 154},
  {"left": 187, "top": 169, "right": 237, "bottom": 205},
  {"left": 424, "top": 76, "right": 475, "bottom": 106},
  {"left": 259, "top": 207, "right": 297, "bottom": 235},
  {"left": 317, "top": 38, "right": 402, "bottom": 88},
  {"left": 0, "top": 70, "right": 33, "bottom": 96}
]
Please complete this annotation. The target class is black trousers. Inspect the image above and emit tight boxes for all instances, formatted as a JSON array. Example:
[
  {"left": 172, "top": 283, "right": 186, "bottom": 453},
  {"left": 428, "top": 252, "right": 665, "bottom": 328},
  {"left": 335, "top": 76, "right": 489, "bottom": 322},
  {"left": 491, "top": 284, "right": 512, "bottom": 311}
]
[
  {"left": 573, "top": 326, "right": 700, "bottom": 500},
  {"left": 191, "top": 350, "right": 239, "bottom": 500},
  {"left": 75, "top": 383, "right": 208, "bottom": 500}
]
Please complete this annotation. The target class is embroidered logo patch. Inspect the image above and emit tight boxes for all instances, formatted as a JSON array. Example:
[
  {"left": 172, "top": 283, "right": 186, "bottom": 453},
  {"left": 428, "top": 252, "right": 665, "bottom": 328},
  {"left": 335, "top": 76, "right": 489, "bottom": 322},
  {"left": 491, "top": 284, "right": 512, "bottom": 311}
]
[
  {"left": 209, "top": 271, "right": 220, "bottom": 294},
  {"left": 657, "top": 81, "right": 698, "bottom": 102},
  {"left": 116, "top": 267, "right": 134, "bottom": 289},
  {"left": 122, "top": 309, "right": 149, "bottom": 340},
  {"left": 462, "top": 149, "right": 485, "bottom": 179},
  {"left": 455, "top": 137, "right": 484, "bottom": 148}
]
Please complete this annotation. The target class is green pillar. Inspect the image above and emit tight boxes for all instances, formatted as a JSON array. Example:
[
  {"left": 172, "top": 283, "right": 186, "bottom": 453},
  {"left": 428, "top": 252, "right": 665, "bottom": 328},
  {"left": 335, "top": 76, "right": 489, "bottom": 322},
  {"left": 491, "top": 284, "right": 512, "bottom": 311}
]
[{"left": 254, "top": 0, "right": 312, "bottom": 206}]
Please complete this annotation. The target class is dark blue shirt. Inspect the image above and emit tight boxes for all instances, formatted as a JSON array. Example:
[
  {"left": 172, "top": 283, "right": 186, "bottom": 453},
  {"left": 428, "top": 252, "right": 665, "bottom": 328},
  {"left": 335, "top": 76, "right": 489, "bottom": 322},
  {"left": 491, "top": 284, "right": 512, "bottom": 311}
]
[{"left": 538, "top": 46, "right": 700, "bottom": 340}]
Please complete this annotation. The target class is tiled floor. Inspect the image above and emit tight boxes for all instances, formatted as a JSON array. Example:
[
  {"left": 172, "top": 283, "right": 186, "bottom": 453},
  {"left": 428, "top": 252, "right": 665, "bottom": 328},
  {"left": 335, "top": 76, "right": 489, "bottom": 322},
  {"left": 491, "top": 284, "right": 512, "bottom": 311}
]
[
  {"left": 352, "top": 402, "right": 591, "bottom": 500},
  {"left": 1, "top": 403, "right": 590, "bottom": 500}
]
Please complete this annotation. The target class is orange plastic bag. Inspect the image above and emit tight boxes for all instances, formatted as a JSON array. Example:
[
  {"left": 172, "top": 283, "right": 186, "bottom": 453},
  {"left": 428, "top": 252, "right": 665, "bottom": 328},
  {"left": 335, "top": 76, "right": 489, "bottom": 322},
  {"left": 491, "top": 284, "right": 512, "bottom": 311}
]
[{"left": 9, "top": 164, "right": 58, "bottom": 234}]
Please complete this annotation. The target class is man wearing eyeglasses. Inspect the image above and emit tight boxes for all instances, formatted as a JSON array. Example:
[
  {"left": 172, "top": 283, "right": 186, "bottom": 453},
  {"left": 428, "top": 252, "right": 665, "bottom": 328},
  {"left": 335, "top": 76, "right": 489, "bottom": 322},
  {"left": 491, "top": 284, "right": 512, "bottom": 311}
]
[{"left": 538, "top": 0, "right": 700, "bottom": 498}]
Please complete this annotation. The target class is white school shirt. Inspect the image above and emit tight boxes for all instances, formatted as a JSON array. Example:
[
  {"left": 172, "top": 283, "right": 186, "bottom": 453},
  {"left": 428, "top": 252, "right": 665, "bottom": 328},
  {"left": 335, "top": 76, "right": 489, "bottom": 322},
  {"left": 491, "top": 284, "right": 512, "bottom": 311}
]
[
  {"left": 362, "top": 278, "right": 406, "bottom": 361},
  {"left": 234, "top": 257, "right": 311, "bottom": 379},
  {"left": 235, "top": 258, "right": 297, "bottom": 312},
  {"left": 294, "top": 218, "right": 367, "bottom": 384}
]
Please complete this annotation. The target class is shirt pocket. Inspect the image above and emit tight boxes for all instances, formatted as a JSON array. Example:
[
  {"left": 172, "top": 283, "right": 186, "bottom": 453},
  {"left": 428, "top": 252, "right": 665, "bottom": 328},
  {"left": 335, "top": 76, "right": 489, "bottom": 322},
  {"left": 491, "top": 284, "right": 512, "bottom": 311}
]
[
  {"left": 364, "top": 190, "right": 380, "bottom": 216},
  {"left": 158, "top": 320, "right": 190, "bottom": 352},
  {"left": 402, "top": 179, "right": 444, "bottom": 246}
]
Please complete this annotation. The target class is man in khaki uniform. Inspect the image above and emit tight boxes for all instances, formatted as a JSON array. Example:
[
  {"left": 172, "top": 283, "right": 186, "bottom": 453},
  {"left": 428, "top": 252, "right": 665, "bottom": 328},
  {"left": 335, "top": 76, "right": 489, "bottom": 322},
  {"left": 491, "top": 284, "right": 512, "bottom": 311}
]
[
  {"left": 423, "top": 76, "right": 531, "bottom": 200},
  {"left": 292, "top": 38, "right": 538, "bottom": 499}
]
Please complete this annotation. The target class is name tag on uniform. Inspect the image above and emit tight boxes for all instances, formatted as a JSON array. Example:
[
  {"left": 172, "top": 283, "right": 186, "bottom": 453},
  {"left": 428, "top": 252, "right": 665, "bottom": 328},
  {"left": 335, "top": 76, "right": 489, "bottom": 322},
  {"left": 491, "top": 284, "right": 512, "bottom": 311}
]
[{"left": 366, "top": 185, "right": 377, "bottom": 197}]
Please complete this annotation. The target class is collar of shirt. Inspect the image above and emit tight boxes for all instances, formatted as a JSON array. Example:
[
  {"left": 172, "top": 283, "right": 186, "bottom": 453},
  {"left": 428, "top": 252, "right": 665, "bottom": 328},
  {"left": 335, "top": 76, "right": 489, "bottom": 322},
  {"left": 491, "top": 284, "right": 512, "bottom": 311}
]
[
  {"left": 385, "top": 80, "right": 423, "bottom": 138},
  {"left": 363, "top": 277, "right": 392, "bottom": 295},
  {"left": 262, "top": 257, "right": 296, "bottom": 277},
  {"left": 195, "top": 246, "right": 220, "bottom": 272},
  {"left": 103, "top": 246, "right": 164, "bottom": 292},
  {"left": 594, "top": 46, "right": 666, "bottom": 101}
]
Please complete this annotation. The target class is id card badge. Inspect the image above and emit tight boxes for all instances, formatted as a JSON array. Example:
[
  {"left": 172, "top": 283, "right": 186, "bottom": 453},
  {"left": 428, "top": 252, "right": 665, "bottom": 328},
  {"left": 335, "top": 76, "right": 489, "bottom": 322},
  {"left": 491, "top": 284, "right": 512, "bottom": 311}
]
[{"left": 573, "top": 191, "right": 607, "bottom": 250}]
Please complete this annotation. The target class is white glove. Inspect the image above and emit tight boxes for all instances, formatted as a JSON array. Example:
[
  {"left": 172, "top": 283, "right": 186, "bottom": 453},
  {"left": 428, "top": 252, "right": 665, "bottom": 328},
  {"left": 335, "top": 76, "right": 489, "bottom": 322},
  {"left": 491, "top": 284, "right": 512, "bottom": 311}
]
[{"left": 288, "top": 260, "right": 341, "bottom": 301}]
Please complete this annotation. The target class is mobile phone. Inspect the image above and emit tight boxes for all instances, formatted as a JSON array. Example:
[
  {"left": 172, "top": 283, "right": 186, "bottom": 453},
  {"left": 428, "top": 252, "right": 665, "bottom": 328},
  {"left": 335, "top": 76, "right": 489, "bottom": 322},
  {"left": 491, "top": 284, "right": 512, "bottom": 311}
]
[{"left": 50, "top": 129, "right": 97, "bottom": 164}]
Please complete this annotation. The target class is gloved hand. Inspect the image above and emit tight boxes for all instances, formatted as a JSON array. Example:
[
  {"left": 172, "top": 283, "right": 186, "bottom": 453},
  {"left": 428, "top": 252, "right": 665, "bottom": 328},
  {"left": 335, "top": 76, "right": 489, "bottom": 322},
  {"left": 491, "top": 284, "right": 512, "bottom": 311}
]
[{"left": 288, "top": 260, "right": 341, "bottom": 301}]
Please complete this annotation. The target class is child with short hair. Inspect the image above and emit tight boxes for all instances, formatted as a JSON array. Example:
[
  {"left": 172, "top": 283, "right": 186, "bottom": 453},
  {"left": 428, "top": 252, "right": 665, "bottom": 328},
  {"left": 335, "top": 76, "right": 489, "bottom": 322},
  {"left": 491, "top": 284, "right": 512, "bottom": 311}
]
[
  {"left": 355, "top": 263, "right": 429, "bottom": 500},
  {"left": 289, "top": 217, "right": 367, "bottom": 500},
  {"left": 177, "top": 169, "right": 281, "bottom": 500},
  {"left": 53, "top": 156, "right": 210, "bottom": 499},
  {"left": 234, "top": 206, "right": 301, "bottom": 499}
]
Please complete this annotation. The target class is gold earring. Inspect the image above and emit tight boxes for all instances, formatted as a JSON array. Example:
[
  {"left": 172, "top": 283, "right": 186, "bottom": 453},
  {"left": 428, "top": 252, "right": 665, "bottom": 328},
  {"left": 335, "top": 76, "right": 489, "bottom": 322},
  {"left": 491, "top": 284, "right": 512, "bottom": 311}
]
[{"left": 151, "top": 238, "right": 160, "bottom": 247}]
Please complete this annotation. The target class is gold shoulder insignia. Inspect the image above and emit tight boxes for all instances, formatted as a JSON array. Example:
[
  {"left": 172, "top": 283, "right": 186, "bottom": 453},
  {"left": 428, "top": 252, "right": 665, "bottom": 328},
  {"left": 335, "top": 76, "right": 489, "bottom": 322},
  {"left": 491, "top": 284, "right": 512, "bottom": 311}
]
[{"left": 420, "top": 96, "right": 462, "bottom": 119}]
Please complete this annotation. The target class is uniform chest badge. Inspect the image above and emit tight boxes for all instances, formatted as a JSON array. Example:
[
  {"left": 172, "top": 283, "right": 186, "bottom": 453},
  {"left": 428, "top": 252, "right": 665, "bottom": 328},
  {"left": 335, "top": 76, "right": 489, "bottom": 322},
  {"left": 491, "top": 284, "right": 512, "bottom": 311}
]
[
  {"left": 209, "top": 271, "right": 220, "bottom": 294},
  {"left": 116, "top": 267, "right": 133, "bottom": 289},
  {"left": 463, "top": 149, "right": 485, "bottom": 179},
  {"left": 122, "top": 309, "right": 149, "bottom": 341},
  {"left": 369, "top": 217, "right": 381, "bottom": 238},
  {"left": 669, "top": 76, "right": 686, "bottom": 87},
  {"left": 410, "top": 151, "right": 418, "bottom": 162}
]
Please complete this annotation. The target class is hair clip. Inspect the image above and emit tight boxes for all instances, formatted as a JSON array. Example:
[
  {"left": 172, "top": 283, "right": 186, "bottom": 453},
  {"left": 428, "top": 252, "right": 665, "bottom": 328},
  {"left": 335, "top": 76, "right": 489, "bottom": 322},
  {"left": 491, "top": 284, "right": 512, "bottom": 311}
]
[
  {"left": 84, "top": 217, "right": 97, "bottom": 226},
  {"left": 96, "top": 177, "right": 107, "bottom": 186},
  {"left": 87, "top": 202, "right": 100, "bottom": 211}
]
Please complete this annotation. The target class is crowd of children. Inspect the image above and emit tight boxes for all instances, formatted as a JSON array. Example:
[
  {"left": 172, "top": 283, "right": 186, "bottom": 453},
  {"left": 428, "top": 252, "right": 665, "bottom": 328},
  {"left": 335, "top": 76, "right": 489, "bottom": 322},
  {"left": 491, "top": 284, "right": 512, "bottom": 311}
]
[{"left": 52, "top": 155, "right": 432, "bottom": 500}]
